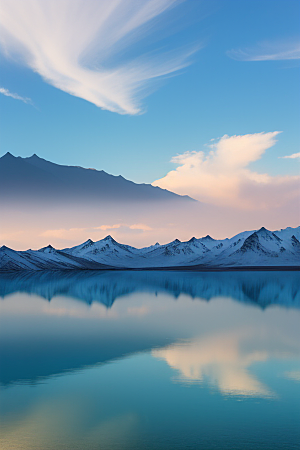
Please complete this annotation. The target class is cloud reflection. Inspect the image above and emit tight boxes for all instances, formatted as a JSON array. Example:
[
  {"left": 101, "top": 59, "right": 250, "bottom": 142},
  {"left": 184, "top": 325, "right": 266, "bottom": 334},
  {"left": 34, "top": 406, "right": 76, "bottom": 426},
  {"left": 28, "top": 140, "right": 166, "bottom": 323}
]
[
  {"left": 153, "top": 327, "right": 300, "bottom": 398},
  {"left": 284, "top": 371, "right": 300, "bottom": 382}
]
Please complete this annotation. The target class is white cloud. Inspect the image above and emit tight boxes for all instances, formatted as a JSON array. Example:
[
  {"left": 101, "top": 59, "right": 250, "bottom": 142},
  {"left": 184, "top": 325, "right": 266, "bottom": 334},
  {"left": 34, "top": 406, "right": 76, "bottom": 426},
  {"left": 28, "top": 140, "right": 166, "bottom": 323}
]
[
  {"left": 227, "top": 38, "right": 300, "bottom": 61},
  {"left": 280, "top": 152, "right": 300, "bottom": 159},
  {"left": 0, "top": 87, "right": 32, "bottom": 104},
  {"left": 153, "top": 132, "right": 300, "bottom": 209},
  {"left": 0, "top": 0, "right": 198, "bottom": 115}
]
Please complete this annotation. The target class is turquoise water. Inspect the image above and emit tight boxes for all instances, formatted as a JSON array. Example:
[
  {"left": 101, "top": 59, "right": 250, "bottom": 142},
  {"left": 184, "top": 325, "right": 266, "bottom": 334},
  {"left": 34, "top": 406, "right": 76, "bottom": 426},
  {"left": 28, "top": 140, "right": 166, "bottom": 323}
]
[{"left": 0, "top": 271, "right": 299, "bottom": 450}]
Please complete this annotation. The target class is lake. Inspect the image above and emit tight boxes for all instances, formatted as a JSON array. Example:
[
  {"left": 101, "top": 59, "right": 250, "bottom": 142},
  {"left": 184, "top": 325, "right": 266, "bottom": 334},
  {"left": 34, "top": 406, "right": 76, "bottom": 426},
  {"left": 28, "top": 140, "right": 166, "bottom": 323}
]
[{"left": 0, "top": 270, "right": 299, "bottom": 450}]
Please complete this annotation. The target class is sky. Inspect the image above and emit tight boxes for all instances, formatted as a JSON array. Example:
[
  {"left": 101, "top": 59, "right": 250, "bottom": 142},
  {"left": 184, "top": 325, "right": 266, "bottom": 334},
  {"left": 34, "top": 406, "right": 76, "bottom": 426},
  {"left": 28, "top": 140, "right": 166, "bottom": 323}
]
[{"left": 0, "top": 0, "right": 299, "bottom": 247}]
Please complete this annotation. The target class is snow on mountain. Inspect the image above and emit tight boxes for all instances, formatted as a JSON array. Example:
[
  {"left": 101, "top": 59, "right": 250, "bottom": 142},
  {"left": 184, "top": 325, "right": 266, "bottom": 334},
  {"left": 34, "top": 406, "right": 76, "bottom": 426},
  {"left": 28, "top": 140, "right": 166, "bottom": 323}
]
[
  {"left": 194, "top": 230, "right": 254, "bottom": 264},
  {"left": 0, "top": 244, "right": 113, "bottom": 271},
  {"left": 63, "top": 235, "right": 140, "bottom": 266},
  {"left": 62, "top": 226, "right": 300, "bottom": 268},
  {"left": 137, "top": 237, "right": 211, "bottom": 267},
  {"left": 0, "top": 226, "right": 299, "bottom": 271},
  {"left": 273, "top": 226, "right": 300, "bottom": 241},
  {"left": 0, "top": 246, "right": 39, "bottom": 271},
  {"left": 208, "top": 227, "right": 300, "bottom": 267}
]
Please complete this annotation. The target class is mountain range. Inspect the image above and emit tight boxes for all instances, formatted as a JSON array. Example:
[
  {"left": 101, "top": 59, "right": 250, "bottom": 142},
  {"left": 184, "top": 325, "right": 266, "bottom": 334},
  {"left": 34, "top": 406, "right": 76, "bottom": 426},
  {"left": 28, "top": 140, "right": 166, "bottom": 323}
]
[
  {"left": 1, "top": 226, "right": 299, "bottom": 271},
  {"left": 0, "top": 152, "right": 194, "bottom": 204}
]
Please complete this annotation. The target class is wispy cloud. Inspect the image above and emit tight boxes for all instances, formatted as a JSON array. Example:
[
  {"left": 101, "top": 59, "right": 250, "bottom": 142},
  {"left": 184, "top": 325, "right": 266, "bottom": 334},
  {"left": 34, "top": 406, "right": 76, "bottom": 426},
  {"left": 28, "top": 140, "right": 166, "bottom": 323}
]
[
  {"left": 227, "top": 38, "right": 300, "bottom": 61},
  {"left": 279, "top": 152, "right": 300, "bottom": 159},
  {"left": 40, "top": 228, "right": 87, "bottom": 240},
  {"left": 129, "top": 223, "right": 152, "bottom": 231},
  {"left": 97, "top": 224, "right": 122, "bottom": 231},
  {"left": 96, "top": 223, "right": 152, "bottom": 231},
  {"left": 0, "top": 0, "right": 198, "bottom": 115},
  {"left": 40, "top": 223, "right": 153, "bottom": 241},
  {"left": 153, "top": 132, "right": 300, "bottom": 210},
  {"left": 0, "top": 87, "right": 32, "bottom": 104}
]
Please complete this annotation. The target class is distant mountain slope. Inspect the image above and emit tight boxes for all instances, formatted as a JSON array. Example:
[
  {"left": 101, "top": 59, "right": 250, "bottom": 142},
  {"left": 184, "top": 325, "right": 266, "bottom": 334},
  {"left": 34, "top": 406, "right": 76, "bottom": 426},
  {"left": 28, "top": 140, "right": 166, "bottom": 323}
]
[
  {"left": 1, "top": 226, "right": 299, "bottom": 271},
  {"left": 0, "top": 152, "right": 195, "bottom": 204}
]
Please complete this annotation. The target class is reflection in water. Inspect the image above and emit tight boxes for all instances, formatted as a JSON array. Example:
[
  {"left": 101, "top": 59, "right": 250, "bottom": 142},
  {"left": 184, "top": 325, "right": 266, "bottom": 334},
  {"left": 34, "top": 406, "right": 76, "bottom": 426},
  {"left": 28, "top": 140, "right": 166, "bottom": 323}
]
[
  {"left": 0, "top": 269, "right": 300, "bottom": 308},
  {"left": 0, "top": 270, "right": 300, "bottom": 450},
  {"left": 153, "top": 334, "right": 270, "bottom": 397},
  {"left": 153, "top": 326, "right": 300, "bottom": 397},
  {"left": 285, "top": 370, "right": 300, "bottom": 382}
]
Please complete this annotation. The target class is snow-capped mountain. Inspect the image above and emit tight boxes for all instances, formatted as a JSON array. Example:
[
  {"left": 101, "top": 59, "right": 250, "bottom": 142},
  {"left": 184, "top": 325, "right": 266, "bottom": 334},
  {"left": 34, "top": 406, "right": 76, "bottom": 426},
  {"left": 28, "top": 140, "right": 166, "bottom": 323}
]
[
  {"left": 63, "top": 235, "right": 141, "bottom": 265},
  {"left": 0, "top": 245, "right": 113, "bottom": 271},
  {"left": 0, "top": 226, "right": 299, "bottom": 271}
]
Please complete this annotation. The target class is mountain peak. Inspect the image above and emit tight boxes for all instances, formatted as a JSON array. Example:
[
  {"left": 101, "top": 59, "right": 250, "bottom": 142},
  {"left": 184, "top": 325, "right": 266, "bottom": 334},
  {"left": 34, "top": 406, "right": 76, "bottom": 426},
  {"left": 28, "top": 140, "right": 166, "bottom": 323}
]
[
  {"left": 83, "top": 238, "right": 94, "bottom": 245},
  {"left": 258, "top": 227, "right": 267, "bottom": 232},
  {"left": 103, "top": 235, "right": 116, "bottom": 243},
  {"left": 201, "top": 235, "right": 214, "bottom": 241},
  {"left": 257, "top": 227, "right": 274, "bottom": 235},
  {"left": 39, "top": 244, "right": 56, "bottom": 253},
  {"left": 27, "top": 153, "right": 45, "bottom": 161},
  {"left": 257, "top": 227, "right": 282, "bottom": 242},
  {"left": 1, "top": 152, "right": 15, "bottom": 159}
]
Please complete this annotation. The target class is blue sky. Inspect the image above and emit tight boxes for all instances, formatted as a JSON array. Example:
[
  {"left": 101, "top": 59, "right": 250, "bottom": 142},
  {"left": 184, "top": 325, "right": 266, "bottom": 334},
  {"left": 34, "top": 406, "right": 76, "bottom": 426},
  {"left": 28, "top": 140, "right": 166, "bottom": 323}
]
[{"left": 0, "top": 0, "right": 299, "bottom": 187}]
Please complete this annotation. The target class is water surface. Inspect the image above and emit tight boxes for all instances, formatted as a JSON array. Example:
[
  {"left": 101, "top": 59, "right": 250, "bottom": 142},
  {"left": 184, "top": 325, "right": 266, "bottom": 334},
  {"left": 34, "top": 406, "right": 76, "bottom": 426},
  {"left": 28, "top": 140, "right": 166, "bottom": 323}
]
[{"left": 0, "top": 270, "right": 299, "bottom": 450}]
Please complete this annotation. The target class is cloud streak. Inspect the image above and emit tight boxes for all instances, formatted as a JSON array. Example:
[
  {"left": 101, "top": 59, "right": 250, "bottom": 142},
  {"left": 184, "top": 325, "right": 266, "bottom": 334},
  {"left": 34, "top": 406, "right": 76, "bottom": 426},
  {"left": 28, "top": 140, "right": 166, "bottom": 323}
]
[
  {"left": 227, "top": 38, "right": 300, "bottom": 61},
  {"left": 0, "top": 87, "right": 32, "bottom": 104},
  {"left": 40, "top": 223, "right": 153, "bottom": 242},
  {"left": 0, "top": 0, "right": 197, "bottom": 114},
  {"left": 96, "top": 223, "right": 152, "bottom": 231},
  {"left": 280, "top": 152, "right": 300, "bottom": 159},
  {"left": 153, "top": 132, "right": 300, "bottom": 210}
]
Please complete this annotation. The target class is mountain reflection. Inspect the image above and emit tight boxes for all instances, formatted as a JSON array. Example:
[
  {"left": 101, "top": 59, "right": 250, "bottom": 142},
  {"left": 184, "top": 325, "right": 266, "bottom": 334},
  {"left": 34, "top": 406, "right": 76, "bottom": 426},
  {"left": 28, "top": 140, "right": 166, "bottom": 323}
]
[
  {"left": 0, "top": 270, "right": 300, "bottom": 394},
  {"left": 0, "top": 270, "right": 299, "bottom": 308}
]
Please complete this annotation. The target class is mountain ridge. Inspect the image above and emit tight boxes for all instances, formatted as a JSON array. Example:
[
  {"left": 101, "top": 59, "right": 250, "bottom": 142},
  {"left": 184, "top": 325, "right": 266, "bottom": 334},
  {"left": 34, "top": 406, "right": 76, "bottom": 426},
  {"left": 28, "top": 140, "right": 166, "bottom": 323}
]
[
  {"left": 0, "top": 152, "right": 195, "bottom": 204},
  {"left": 1, "top": 226, "right": 299, "bottom": 271}
]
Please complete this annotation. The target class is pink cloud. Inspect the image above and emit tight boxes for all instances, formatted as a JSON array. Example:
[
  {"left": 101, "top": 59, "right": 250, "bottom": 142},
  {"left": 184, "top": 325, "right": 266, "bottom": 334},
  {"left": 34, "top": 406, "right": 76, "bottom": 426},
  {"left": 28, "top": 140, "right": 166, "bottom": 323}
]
[{"left": 153, "top": 132, "right": 300, "bottom": 210}]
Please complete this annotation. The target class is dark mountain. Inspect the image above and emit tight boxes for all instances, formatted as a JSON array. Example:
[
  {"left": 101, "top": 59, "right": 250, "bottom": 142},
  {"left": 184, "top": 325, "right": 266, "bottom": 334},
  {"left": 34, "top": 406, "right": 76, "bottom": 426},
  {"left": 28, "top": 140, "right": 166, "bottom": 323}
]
[{"left": 0, "top": 152, "right": 195, "bottom": 204}]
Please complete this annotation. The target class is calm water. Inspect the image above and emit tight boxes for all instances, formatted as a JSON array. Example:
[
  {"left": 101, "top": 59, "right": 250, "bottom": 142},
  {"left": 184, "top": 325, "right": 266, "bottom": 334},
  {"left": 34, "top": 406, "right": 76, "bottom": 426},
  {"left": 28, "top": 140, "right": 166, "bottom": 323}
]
[{"left": 0, "top": 270, "right": 299, "bottom": 450}]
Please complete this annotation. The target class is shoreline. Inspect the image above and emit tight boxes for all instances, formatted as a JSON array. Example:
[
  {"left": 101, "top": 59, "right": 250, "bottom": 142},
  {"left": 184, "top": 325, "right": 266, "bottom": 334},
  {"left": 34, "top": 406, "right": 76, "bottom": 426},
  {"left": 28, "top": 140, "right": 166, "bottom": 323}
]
[{"left": 0, "top": 265, "right": 299, "bottom": 274}]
